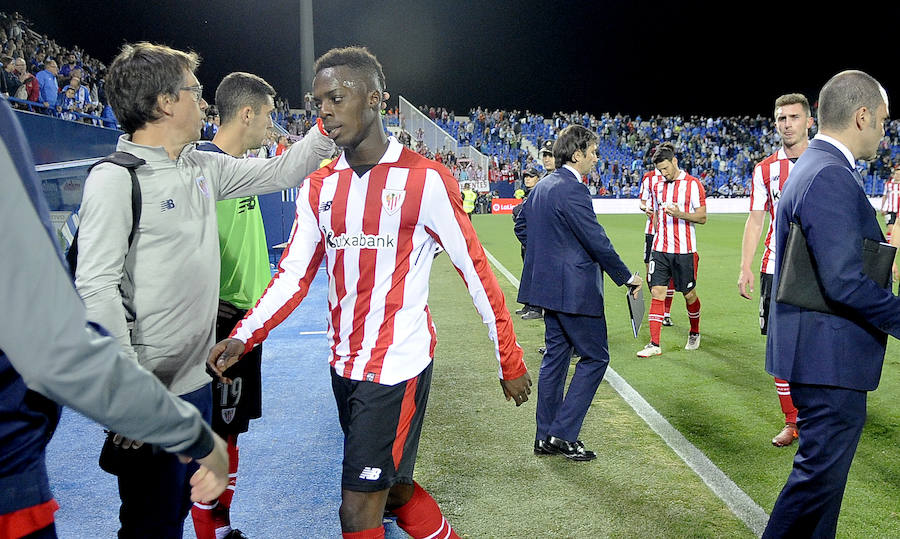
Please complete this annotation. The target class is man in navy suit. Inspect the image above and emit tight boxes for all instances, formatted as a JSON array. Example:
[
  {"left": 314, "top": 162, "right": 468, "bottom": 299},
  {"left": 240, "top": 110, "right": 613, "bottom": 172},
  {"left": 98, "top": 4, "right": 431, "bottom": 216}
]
[
  {"left": 516, "top": 125, "right": 641, "bottom": 461},
  {"left": 764, "top": 70, "right": 900, "bottom": 538}
]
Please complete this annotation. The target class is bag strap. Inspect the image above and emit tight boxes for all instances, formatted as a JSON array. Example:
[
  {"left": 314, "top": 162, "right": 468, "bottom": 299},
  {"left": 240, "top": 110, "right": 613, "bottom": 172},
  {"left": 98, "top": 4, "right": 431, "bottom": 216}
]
[
  {"left": 87, "top": 151, "right": 146, "bottom": 246},
  {"left": 67, "top": 152, "right": 146, "bottom": 279}
]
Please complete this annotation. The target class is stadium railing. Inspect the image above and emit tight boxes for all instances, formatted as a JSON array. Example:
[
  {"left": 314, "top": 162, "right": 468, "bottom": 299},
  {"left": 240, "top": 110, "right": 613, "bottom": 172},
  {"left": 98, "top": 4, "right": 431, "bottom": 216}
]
[
  {"left": 398, "top": 95, "right": 491, "bottom": 175},
  {"left": 5, "top": 95, "right": 115, "bottom": 128}
]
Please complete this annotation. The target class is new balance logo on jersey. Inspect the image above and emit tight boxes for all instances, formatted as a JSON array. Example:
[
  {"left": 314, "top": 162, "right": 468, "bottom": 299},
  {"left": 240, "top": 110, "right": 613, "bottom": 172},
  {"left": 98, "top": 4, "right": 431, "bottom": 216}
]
[
  {"left": 319, "top": 200, "right": 333, "bottom": 213},
  {"left": 160, "top": 199, "right": 176, "bottom": 212},
  {"left": 322, "top": 228, "right": 396, "bottom": 249},
  {"left": 237, "top": 197, "right": 256, "bottom": 214},
  {"left": 359, "top": 467, "right": 382, "bottom": 481}
]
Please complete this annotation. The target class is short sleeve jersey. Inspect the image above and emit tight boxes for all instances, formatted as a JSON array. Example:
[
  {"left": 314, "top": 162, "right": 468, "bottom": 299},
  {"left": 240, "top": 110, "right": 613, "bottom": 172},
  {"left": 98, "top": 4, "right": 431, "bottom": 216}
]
[
  {"left": 639, "top": 169, "right": 661, "bottom": 234},
  {"left": 650, "top": 171, "right": 706, "bottom": 254},
  {"left": 749, "top": 148, "right": 794, "bottom": 275}
]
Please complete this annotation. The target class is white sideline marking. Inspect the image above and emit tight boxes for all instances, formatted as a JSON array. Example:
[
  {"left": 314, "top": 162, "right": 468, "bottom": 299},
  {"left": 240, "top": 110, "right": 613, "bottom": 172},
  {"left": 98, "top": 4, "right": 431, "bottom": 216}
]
[{"left": 482, "top": 247, "right": 769, "bottom": 537}]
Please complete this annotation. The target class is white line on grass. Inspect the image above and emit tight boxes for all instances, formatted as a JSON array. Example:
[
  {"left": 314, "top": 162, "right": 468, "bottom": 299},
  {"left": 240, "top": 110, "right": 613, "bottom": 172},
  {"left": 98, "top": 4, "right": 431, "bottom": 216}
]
[{"left": 482, "top": 246, "right": 769, "bottom": 537}]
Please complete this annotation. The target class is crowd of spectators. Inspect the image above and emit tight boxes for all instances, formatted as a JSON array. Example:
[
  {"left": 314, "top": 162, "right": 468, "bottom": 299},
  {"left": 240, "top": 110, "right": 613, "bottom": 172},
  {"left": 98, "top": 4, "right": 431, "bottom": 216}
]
[
  {"left": 416, "top": 104, "right": 900, "bottom": 199},
  {"left": 6, "top": 7, "right": 900, "bottom": 198},
  {"left": 0, "top": 11, "right": 117, "bottom": 126}
]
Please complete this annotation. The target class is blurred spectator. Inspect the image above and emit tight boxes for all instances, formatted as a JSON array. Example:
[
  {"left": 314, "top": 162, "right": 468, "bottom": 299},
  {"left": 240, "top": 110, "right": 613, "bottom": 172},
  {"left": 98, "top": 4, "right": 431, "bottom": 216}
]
[
  {"left": 201, "top": 107, "right": 219, "bottom": 140},
  {"left": 16, "top": 58, "right": 38, "bottom": 105},
  {"left": 58, "top": 51, "right": 80, "bottom": 84},
  {"left": 58, "top": 84, "right": 80, "bottom": 120},
  {"left": 275, "top": 135, "right": 288, "bottom": 156},
  {"left": 65, "top": 75, "right": 96, "bottom": 116},
  {"left": 0, "top": 54, "right": 20, "bottom": 97},
  {"left": 35, "top": 58, "right": 59, "bottom": 114}
]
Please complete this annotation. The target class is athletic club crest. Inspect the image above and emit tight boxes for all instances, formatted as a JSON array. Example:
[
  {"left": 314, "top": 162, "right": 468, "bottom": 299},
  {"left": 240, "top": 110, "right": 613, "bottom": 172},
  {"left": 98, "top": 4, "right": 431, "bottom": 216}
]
[
  {"left": 195, "top": 176, "right": 210, "bottom": 198},
  {"left": 381, "top": 189, "right": 405, "bottom": 215},
  {"left": 221, "top": 407, "right": 235, "bottom": 424}
]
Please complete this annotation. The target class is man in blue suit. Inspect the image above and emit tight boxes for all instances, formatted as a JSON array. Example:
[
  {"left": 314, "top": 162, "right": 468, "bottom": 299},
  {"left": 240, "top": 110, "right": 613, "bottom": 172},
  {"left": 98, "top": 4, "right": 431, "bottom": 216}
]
[
  {"left": 764, "top": 70, "right": 900, "bottom": 538},
  {"left": 516, "top": 125, "right": 641, "bottom": 461}
]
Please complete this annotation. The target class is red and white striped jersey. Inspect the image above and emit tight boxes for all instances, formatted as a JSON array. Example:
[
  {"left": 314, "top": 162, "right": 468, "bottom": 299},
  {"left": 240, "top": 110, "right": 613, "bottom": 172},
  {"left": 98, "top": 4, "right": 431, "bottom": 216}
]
[
  {"left": 639, "top": 169, "right": 661, "bottom": 234},
  {"left": 231, "top": 138, "right": 526, "bottom": 386},
  {"left": 750, "top": 148, "right": 794, "bottom": 274},
  {"left": 881, "top": 180, "right": 900, "bottom": 213},
  {"left": 649, "top": 171, "right": 706, "bottom": 254}
]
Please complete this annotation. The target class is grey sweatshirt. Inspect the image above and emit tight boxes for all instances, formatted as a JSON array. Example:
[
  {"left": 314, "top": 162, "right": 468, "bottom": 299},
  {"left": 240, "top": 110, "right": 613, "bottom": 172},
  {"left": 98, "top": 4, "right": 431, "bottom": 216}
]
[
  {"left": 0, "top": 130, "right": 212, "bottom": 458},
  {"left": 75, "top": 129, "right": 334, "bottom": 395}
]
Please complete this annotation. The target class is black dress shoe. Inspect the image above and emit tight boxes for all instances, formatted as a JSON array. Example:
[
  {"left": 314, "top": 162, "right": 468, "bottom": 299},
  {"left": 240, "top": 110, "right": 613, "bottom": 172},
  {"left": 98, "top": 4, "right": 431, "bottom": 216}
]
[
  {"left": 534, "top": 439, "right": 556, "bottom": 455},
  {"left": 546, "top": 436, "right": 597, "bottom": 461},
  {"left": 515, "top": 306, "right": 528, "bottom": 315}
]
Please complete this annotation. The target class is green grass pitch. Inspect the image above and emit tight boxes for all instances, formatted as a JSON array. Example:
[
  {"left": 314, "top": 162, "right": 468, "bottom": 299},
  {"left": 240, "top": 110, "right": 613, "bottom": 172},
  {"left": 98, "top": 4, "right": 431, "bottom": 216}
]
[{"left": 414, "top": 212, "right": 900, "bottom": 538}]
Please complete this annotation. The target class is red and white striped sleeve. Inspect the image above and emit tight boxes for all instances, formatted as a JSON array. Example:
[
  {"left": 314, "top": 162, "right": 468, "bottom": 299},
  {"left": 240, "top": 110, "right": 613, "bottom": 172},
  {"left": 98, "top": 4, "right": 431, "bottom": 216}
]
[
  {"left": 230, "top": 174, "right": 326, "bottom": 354},
  {"left": 421, "top": 165, "right": 526, "bottom": 381},
  {"left": 749, "top": 162, "right": 768, "bottom": 212},
  {"left": 692, "top": 176, "right": 707, "bottom": 210}
]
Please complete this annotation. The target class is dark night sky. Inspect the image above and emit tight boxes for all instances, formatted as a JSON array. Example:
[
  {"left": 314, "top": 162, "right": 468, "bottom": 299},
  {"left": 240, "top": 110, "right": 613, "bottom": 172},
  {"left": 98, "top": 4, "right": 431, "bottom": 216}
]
[{"left": 7, "top": 1, "right": 900, "bottom": 119}]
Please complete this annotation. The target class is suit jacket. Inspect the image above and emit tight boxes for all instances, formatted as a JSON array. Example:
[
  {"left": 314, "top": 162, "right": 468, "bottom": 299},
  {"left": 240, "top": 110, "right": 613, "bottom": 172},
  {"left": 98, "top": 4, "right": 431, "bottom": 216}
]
[
  {"left": 766, "top": 138, "right": 900, "bottom": 391},
  {"left": 515, "top": 166, "right": 631, "bottom": 317}
]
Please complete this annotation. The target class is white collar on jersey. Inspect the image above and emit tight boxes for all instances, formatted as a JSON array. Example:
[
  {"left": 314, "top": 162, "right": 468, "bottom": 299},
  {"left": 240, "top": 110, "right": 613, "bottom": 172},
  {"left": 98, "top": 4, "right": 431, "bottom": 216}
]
[
  {"left": 665, "top": 170, "right": 687, "bottom": 182},
  {"left": 333, "top": 136, "right": 404, "bottom": 171}
]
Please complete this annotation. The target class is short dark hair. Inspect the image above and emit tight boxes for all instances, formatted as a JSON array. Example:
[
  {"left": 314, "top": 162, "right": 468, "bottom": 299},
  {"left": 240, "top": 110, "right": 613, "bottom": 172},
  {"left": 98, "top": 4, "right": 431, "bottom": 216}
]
[
  {"left": 774, "top": 93, "right": 811, "bottom": 118},
  {"left": 553, "top": 125, "right": 597, "bottom": 169},
  {"left": 314, "top": 46, "right": 385, "bottom": 96},
  {"left": 107, "top": 42, "right": 200, "bottom": 134},
  {"left": 215, "top": 72, "right": 276, "bottom": 125},
  {"left": 651, "top": 142, "right": 677, "bottom": 164},
  {"left": 818, "top": 70, "right": 885, "bottom": 132}
]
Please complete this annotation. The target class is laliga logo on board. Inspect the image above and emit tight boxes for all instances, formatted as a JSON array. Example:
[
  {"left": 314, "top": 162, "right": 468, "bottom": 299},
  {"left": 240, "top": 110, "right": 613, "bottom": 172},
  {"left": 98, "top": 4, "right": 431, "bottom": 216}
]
[{"left": 492, "top": 202, "right": 501, "bottom": 212}]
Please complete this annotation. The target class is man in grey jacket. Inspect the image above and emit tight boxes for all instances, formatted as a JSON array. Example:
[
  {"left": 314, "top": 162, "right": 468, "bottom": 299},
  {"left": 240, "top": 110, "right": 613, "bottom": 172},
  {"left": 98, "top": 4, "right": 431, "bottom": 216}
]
[
  {"left": 72, "top": 42, "right": 335, "bottom": 538},
  {"left": 0, "top": 98, "right": 228, "bottom": 539}
]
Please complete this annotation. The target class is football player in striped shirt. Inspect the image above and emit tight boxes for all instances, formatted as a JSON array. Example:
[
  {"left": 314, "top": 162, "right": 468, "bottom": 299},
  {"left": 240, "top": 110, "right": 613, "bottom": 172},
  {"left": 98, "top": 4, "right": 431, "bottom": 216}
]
[
  {"left": 639, "top": 165, "right": 675, "bottom": 325},
  {"left": 738, "top": 94, "right": 812, "bottom": 447},
  {"left": 880, "top": 164, "right": 900, "bottom": 241},
  {"left": 638, "top": 143, "right": 707, "bottom": 357},
  {"left": 190, "top": 72, "right": 336, "bottom": 539},
  {"left": 207, "top": 46, "right": 531, "bottom": 539}
]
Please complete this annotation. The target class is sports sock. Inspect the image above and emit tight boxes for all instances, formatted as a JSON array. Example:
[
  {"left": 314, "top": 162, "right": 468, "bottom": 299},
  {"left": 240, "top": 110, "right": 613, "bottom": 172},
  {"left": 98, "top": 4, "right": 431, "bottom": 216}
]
[
  {"left": 648, "top": 298, "right": 664, "bottom": 345},
  {"left": 191, "top": 435, "right": 239, "bottom": 539},
  {"left": 221, "top": 435, "right": 239, "bottom": 508},
  {"left": 686, "top": 297, "right": 701, "bottom": 334},
  {"left": 664, "top": 282, "right": 675, "bottom": 317},
  {"left": 191, "top": 501, "right": 227, "bottom": 539},
  {"left": 775, "top": 378, "right": 798, "bottom": 424},
  {"left": 342, "top": 526, "right": 385, "bottom": 539},
  {"left": 392, "top": 482, "right": 460, "bottom": 539}
]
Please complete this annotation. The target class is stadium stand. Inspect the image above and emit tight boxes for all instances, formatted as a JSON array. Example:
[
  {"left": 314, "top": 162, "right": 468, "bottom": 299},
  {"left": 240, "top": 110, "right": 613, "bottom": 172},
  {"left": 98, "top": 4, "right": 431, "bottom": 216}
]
[
  {"left": 407, "top": 103, "right": 900, "bottom": 201},
  {"left": 4, "top": 5, "right": 899, "bottom": 204}
]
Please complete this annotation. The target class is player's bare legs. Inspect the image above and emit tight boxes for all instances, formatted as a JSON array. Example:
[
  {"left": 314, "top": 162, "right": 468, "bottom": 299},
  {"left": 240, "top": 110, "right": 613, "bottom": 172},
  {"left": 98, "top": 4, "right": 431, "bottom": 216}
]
[
  {"left": 340, "top": 489, "right": 391, "bottom": 532},
  {"left": 341, "top": 483, "right": 460, "bottom": 538}
]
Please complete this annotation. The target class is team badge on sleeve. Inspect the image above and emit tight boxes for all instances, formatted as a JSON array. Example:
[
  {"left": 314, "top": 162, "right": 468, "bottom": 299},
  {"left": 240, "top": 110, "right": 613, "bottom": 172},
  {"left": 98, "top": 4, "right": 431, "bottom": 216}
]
[
  {"left": 195, "top": 176, "right": 210, "bottom": 198},
  {"left": 381, "top": 189, "right": 405, "bottom": 215}
]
